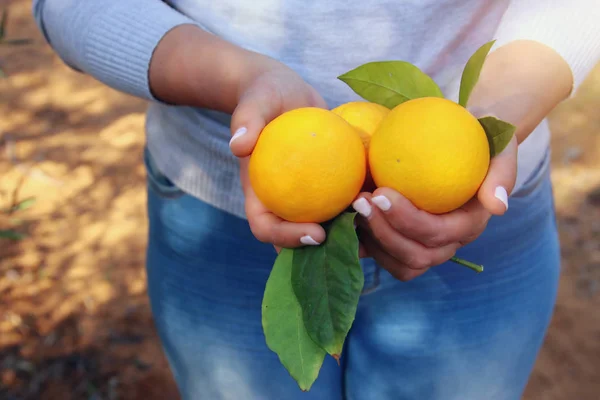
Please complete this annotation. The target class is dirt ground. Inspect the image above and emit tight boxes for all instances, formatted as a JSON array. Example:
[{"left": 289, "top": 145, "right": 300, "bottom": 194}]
[{"left": 1, "top": 1, "right": 599, "bottom": 399}]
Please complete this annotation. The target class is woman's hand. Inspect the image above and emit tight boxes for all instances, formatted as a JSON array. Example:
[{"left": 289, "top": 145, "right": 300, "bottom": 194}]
[
  {"left": 352, "top": 191, "right": 492, "bottom": 281},
  {"left": 352, "top": 132, "right": 517, "bottom": 281},
  {"left": 149, "top": 24, "right": 330, "bottom": 250},
  {"left": 352, "top": 128, "right": 517, "bottom": 281},
  {"left": 230, "top": 64, "right": 330, "bottom": 250},
  {"left": 467, "top": 39, "right": 573, "bottom": 215},
  {"left": 354, "top": 39, "right": 573, "bottom": 280}
]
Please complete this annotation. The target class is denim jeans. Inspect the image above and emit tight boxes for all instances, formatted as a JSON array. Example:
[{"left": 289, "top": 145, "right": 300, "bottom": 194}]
[{"left": 143, "top": 148, "right": 560, "bottom": 400}]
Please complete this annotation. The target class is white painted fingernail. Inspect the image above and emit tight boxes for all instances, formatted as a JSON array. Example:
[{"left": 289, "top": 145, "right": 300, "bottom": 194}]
[
  {"left": 495, "top": 186, "right": 509, "bottom": 210},
  {"left": 372, "top": 195, "right": 392, "bottom": 211},
  {"left": 352, "top": 198, "right": 372, "bottom": 218},
  {"left": 300, "top": 235, "right": 320, "bottom": 246},
  {"left": 229, "top": 127, "right": 247, "bottom": 146}
]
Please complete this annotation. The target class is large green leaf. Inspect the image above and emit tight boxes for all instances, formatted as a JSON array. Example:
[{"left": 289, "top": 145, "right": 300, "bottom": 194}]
[
  {"left": 0, "top": 230, "right": 25, "bottom": 240},
  {"left": 458, "top": 40, "right": 496, "bottom": 107},
  {"left": 291, "top": 212, "right": 364, "bottom": 359},
  {"left": 338, "top": 61, "right": 444, "bottom": 109},
  {"left": 262, "top": 248, "right": 326, "bottom": 391},
  {"left": 7, "top": 197, "right": 36, "bottom": 213},
  {"left": 478, "top": 116, "right": 517, "bottom": 157},
  {"left": 0, "top": 9, "right": 7, "bottom": 41}
]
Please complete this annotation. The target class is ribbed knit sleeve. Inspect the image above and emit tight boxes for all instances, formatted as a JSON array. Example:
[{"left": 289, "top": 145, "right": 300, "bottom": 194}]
[
  {"left": 32, "top": 0, "right": 199, "bottom": 101},
  {"left": 493, "top": 0, "right": 600, "bottom": 94}
]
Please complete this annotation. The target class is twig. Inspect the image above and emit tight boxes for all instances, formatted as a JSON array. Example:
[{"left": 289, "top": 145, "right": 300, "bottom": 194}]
[{"left": 3, "top": 135, "right": 64, "bottom": 187}]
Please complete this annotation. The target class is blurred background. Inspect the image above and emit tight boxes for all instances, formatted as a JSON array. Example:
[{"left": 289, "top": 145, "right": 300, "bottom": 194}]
[{"left": 1, "top": 1, "right": 599, "bottom": 399}]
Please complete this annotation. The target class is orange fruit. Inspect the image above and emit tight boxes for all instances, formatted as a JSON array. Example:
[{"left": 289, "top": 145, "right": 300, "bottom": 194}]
[
  {"left": 331, "top": 101, "right": 390, "bottom": 192},
  {"left": 369, "top": 97, "right": 490, "bottom": 214},
  {"left": 331, "top": 101, "right": 390, "bottom": 150},
  {"left": 249, "top": 107, "right": 366, "bottom": 223}
]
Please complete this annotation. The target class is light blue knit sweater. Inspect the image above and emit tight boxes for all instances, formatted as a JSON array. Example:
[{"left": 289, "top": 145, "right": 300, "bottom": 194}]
[{"left": 32, "top": 0, "right": 600, "bottom": 219}]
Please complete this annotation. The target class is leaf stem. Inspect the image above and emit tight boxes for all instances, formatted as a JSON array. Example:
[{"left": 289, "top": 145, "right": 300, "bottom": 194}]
[{"left": 450, "top": 256, "right": 484, "bottom": 273}]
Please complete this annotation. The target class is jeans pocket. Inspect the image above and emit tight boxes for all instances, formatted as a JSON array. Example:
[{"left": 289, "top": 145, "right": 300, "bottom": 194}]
[{"left": 144, "top": 148, "right": 185, "bottom": 199}]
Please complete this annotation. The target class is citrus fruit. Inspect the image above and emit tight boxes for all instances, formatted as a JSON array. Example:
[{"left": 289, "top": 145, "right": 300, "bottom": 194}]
[
  {"left": 332, "top": 101, "right": 390, "bottom": 192},
  {"left": 249, "top": 107, "right": 367, "bottom": 223},
  {"left": 368, "top": 97, "right": 490, "bottom": 214},
  {"left": 331, "top": 101, "right": 390, "bottom": 150}
]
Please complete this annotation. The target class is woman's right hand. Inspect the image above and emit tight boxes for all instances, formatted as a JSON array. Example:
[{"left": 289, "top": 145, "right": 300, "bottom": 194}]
[
  {"left": 149, "top": 24, "right": 330, "bottom": 250},
  {"left": 230, "top": 65, "right": 331, "bottom": 250}
]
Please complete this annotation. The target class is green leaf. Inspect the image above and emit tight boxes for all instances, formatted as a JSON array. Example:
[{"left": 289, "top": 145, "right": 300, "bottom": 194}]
[
  {"left": 0, "top": 230, "right": 26, "bottom": 240},
  {"left": 0, "top": 9, "right": 7, "bottom": 41},
  {"left": 291, "top": 212, "right": 364, "bottom": 359},
  {"left": 478, "top": 116, "right": 517, "bottom": 157},
  {"left": 9, "top": 197, "right": 36, "bottom": 213},
  {"left": 2, "top": 38, "right": 33, "bottom": 46},
  {"left": 458, "top": 40, "right": 496, "bottom": 107},
  {"left": 338, "top": 61, "right": 444, "bottom": 109},
  {"left": 262, "top": 248, "right": 326, "bottom": 391}
]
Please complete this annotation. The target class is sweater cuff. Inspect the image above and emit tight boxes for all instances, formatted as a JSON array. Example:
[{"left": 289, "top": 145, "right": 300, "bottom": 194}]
[
  {"left": 83, "top": 1, "right": 198, "bottom": 102},
  {"left": 492, "top": 1, "right": 600, "bottom": 96}
]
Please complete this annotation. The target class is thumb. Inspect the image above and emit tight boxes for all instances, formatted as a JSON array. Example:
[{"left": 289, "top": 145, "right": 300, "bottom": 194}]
[
  {"left": 229, "top": 80, "right": 328, "bottom": 158},
  {"left": 477, "top": 134, "right": 518, "bottom": 216},
  {"left": 229, "top": 85, "right": 283, "bottom": 158}
]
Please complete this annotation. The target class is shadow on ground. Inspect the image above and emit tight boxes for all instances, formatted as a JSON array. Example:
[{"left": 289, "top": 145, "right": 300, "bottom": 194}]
[{"left": 1, "top": 2, "right": 176, "bottom": 399}]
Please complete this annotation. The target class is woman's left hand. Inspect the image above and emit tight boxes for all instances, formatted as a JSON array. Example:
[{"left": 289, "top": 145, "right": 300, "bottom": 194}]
[
  {"left": 353, "top": 133, "right": 517, "bottom": 282},
  {"left": 355, "top": 39, "right": 574, "bottom": 280},
  {"left": 467, "top": 39, "right": 573, "bottom": 214}
]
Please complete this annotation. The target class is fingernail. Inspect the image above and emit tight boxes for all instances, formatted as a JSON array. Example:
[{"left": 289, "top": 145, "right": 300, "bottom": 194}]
[
  {"left": 352, "top": 197, "right": 372, "bottom": 218},
  {"left": 229, "top": 127, "right": 247, "bottom": 146},
  {"left": 372, "top": 195, "right": 391, "bottom": 211},
  {"left": 495, "top": 186, "right": 509, "bottom": 210},
  {"left": 300, "top": 235, "right": 320, "bottom": 246}
]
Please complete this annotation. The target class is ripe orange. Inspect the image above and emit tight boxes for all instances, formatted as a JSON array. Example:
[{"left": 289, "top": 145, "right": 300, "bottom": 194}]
[
  {"left": 368, "top": 97, "right": 490, "bottom": 214},
  {"left": 248, "top": 107, "right": 366, "bottom": 223},
  {"left": 331, "top": 101, "right": 390, "bottom": 150},
  {"left": 331, "top": 101, "right": 390, "bottom": 192}
]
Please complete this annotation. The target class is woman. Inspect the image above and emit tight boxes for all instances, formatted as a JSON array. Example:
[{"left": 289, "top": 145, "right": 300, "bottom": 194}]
[{"left": 33, "top": 1, "right": 600, "bottom": 399}]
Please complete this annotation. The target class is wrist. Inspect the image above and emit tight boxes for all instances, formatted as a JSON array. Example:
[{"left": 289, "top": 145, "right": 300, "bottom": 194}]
[
  {"left": 491, "top": 40, "right": 573, "bottom": 97},
  {"left": 468, "top": 39, "right": 573, "bottom": 142},
  {"left": 149, "top": 24, "right": 281, "bottom": 113}
]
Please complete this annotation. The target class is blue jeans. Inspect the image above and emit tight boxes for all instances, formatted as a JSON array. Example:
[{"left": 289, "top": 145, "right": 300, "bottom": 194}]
[{"left": 144, "top": 148, "right": 560, "bottom": 400}]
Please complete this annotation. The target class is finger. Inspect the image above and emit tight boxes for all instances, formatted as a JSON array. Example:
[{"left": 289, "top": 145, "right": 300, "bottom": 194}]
[
  {"left": 358, "top": 241, "right": 370, "bottom": 258},
  {"left": 364, "top": 187, "right": 490, "bottom": 248},
  {"left": 350, "top": 200, "right": 370, "bottom": 258},
  {"left": 353, "top": 195, "right": 460, "bottom": 269},
  {"left": 229, "top": 84, "right": 283, "bottom": 158},
  {"left": 477, "top": 134, "right": 518, "bottom": 215},
  {"left": 359, "top": 231, "right": 429, "bottom": 282},
  {"left": 240, "top": 157, "right": 326, "bottom": 248},
  {"left": 244, "top": 181, "right": 326, "bottom": 248},
  {"left": 229, "top": 79, "right": 328, "bottom": 158},
  {"left": 306, "top": 85, "right": 329, "bottom": 110},
  {"left": 352, "top": 192, "right": 374, "bottom": 220},
  {"left": 454, "top": 198, "right": 492, "bottom": 246}
]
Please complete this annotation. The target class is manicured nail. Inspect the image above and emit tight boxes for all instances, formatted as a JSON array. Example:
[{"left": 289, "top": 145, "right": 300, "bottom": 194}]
[
  {"left": 372, "top": 195, "right": 391, "bottom": 211},
  {"left": 494, "top": 186, "right": 508, "bottom": 210},
  {"left": 229, "top": 127, "right": 247, "bottom": 146},
  {"left": 352, "top": 197, "right": 372, "bottom": 218},
  {"left": 300, "top": 235, "right": 320, "bottom": 246}
]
